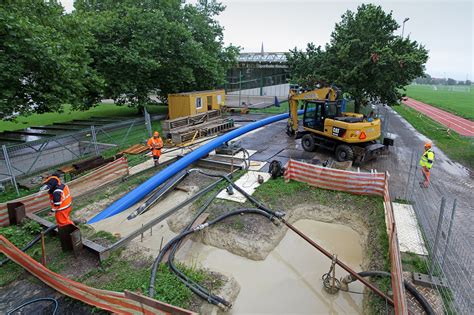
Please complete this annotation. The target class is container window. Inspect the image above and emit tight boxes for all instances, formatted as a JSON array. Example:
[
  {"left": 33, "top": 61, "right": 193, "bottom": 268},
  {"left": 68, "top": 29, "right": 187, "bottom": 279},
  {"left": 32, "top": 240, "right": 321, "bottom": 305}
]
[{"left": 196, "top": 97, "right": 202, "bottom": 109}]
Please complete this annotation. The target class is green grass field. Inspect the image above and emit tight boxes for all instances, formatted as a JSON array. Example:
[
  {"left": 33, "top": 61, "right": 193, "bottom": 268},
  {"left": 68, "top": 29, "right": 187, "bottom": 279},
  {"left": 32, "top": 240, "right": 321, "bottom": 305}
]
[
  {"left": 0, "top": 103, "right": 168, "bottom": 132},
  {"left": 405, "top": 84, "right": 474, "bottom": 120},
  {"left": 393, "top": 104, "right": 474, "bottom": 169}
]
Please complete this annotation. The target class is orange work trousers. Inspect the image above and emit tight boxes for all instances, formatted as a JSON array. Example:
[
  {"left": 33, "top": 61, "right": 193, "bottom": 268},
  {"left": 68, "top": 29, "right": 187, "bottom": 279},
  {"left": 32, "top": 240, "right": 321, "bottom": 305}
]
[
  {"left": 55, "top": 207, "right": 74, "bottom": 227},
  {"left": 421, "top": 166, "right": 431, "bottom": 187}
]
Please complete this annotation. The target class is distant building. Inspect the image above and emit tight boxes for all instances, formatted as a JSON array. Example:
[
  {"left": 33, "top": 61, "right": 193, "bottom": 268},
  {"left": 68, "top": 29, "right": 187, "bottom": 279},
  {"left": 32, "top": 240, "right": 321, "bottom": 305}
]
[{"left": 226, "top": 46, "right": 289, "bottom": 93}]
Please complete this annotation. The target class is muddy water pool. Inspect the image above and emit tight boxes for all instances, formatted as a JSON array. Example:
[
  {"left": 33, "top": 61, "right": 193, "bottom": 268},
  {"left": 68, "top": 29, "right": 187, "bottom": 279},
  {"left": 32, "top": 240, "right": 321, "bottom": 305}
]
[{"left": 182, "top": 219, "right": 365, "bottom": 314}]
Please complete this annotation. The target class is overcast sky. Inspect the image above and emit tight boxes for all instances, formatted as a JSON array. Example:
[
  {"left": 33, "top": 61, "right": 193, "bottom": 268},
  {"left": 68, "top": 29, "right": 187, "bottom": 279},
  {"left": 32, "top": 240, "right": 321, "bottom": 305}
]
[{"left": 61, "top": 0, "right": 473, "bottom": 81}]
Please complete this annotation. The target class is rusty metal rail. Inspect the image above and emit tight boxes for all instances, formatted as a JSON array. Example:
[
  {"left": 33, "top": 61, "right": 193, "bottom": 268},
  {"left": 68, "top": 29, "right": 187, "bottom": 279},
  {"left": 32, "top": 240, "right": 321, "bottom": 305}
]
[{"left": 282, "top": 218, "right": 395, "bottom": 305}]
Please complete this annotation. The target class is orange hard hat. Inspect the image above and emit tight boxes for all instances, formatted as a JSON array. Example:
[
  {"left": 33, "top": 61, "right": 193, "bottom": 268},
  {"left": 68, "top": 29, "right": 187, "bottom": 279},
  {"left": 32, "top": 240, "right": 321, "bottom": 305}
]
[
  {"left": 424, "top": 142, "right": 432, "bottom": 149},
  {"left": 153, "top": 131, "right": 159, "bottom": 137}
]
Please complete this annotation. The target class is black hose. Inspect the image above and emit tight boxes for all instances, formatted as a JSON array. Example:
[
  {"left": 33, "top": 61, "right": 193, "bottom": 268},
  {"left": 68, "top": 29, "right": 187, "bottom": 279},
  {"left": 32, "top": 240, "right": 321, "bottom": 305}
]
[
  {"left": 168, "top": 190, "right": 229, "bottom": 306},
  {"left": 354, "top": 271, "right": 435, "bottom": 315},
  {"left": 7, "top": 297, "right": 59, "bottom": 315},
  {"left": 1, "top": 224, "right": 57, "bottom": 267},
  {"left": 194, "top": 170, "right": 284, "bottom": 218},
  {"left": 148, "top": 208, "right": 275, "bottom": 302}
]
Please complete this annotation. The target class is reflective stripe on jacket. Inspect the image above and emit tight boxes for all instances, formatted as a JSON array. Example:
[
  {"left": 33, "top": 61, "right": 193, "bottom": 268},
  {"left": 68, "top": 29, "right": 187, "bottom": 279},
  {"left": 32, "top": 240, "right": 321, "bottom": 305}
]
[
  {"left": 147, "top": 137, "right": 163, "bottom": 157},
  {"left": 419, "top": 148, "right": 435, "bottom": 169},
  {"left": 49, "top": 184, "right": 72, "bottom": 211}
]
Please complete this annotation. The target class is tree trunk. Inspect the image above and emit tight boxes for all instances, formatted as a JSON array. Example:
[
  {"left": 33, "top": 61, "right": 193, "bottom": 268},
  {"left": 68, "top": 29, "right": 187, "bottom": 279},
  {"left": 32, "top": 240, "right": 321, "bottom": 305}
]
[
  {"left": 354, "top": 99, "right": 361, "bottom": 113},
  {"left": 137, "top": 105, "right": 145, "bottom": 115}
]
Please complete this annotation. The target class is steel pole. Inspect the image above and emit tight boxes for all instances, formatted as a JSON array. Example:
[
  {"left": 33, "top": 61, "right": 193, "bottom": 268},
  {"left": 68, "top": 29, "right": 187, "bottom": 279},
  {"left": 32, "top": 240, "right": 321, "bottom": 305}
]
[
  {"left": 430, "top": 197, "right": 446, "bottom": 277},
  {"left": 238, "top": 69, "right": 242, "bottom": 107},
  {"left": 2, "top": 144, "right": 19, "bottom": 196},
  {"left": 144, "top": 107, "right": 152, "bottom": 138},
  {"left": 90, "top": 125, "right": 100, "bottom": 156},
  {"left": 441, "top": 199, "right": 457, "bottom": 270}
]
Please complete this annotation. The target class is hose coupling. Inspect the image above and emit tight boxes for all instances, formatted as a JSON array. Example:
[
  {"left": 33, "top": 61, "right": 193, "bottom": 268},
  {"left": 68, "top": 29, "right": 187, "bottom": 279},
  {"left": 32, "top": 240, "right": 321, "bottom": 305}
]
[
  {"left": 274, "top": 210, "right": 286, "bottom": 218},
  {"left": 195, "top": 223, "right": 209, "bottom": 231}
]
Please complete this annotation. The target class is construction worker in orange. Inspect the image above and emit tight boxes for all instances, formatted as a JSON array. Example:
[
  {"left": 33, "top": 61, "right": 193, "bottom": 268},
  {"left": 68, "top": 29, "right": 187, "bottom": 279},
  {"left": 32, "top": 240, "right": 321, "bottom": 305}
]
[
  {"left": 419, "top": 141, "right": 435, "bottom": 188},
  {"left": 40, "top": 173, "right": 74, "bottom": 227},
  {"left": 147, "top": 131, "right": 164, "bottom": 166}
]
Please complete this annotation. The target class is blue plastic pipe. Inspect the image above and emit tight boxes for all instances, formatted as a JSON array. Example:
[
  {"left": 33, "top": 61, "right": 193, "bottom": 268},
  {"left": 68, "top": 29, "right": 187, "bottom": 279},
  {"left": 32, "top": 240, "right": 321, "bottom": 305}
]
[{"left": 88, "top": 111, "right": 300, "bottom": 223}]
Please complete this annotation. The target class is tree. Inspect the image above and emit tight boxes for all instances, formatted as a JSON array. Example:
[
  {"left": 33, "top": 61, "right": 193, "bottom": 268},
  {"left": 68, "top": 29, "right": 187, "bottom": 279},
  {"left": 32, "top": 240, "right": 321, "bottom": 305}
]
[
  {"left": 287, "top": 4, "right": 428, "bottom": 112},
  {"left": 0, "top": 0, "right": 103, "bottom": 118},
  {"left": 446, "top": 78, "right": 457, "bottom": 85},
  {"left": 74, "top": 0, "right": 238, "bottom": 109}
]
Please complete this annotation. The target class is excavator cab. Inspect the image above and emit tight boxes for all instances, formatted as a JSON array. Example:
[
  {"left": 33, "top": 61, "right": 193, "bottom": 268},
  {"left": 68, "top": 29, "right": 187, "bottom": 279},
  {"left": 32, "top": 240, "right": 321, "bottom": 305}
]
[
  {"left": 302, "top": 100, "right": 342, "bottom": 132},
  {"left": 287, "top": 86, "right": 393, "bottom": 163}
]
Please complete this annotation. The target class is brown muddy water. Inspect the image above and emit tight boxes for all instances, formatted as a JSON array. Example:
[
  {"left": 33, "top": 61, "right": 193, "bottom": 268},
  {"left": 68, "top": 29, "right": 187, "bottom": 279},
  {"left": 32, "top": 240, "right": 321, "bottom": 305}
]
[
  {"left": 90, "top": 188, "right": 365, "bottom": 314},
  {"left": 182, "top": 219, "right": 365, "bottom": 314}
]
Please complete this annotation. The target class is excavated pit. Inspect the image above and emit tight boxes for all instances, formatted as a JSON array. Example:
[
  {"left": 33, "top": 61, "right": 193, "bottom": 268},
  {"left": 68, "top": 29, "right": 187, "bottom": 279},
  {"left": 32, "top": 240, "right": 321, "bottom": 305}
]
[{"left": 89, "top": 176, "right": 370, "bottom": 314}]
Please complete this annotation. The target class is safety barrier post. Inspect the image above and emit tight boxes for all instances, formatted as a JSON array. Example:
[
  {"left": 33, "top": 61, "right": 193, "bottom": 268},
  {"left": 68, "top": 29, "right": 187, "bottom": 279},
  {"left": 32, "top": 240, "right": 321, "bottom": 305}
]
[{"left": 2, "top": 144, "right": 19, "bottom": 196}]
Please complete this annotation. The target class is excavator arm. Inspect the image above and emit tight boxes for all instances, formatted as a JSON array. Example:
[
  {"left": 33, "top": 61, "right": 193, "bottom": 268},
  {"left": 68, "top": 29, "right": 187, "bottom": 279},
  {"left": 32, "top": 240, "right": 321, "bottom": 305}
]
[{"left": 287, "top": 87, "right": 339, "bottom": 136}]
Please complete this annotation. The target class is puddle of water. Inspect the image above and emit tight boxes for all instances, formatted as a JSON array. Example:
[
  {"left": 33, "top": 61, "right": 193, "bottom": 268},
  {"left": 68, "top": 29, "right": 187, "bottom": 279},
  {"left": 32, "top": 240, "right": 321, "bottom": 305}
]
[{"left": 182, "top": 219, "right": 365, "bottom": 314}]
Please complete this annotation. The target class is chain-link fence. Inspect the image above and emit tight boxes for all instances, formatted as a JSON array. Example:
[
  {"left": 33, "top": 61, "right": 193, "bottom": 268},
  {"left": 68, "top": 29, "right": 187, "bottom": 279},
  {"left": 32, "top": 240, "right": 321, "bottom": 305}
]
[
  {"left": 403, "top": 149, "right": 473, "bottom": 314},
  {"left": 0, "top": 111, "right": 163, "bottom": 196}
]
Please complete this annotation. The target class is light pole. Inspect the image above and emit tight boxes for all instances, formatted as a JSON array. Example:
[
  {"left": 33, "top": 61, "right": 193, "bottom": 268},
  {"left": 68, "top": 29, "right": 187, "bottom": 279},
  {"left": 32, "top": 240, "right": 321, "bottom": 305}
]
[{"left": 401, "top": 17, "right": 410, "bottom": 38}]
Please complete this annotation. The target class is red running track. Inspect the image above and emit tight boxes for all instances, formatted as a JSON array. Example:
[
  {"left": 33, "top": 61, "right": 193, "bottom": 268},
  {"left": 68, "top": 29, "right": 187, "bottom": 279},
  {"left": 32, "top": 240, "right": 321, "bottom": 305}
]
[{"left": 402, "top": 97, "right": 474, "bottom": 137}]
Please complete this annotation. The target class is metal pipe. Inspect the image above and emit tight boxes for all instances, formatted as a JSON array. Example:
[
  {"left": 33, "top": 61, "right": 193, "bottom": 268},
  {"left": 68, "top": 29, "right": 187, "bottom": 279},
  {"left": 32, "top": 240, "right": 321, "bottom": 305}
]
[
  {"left": 282, "top": 219, "right": 394, "bottom": 305},
  {"left": 88, "top": 111, "right": 300, "bottom": 223}
]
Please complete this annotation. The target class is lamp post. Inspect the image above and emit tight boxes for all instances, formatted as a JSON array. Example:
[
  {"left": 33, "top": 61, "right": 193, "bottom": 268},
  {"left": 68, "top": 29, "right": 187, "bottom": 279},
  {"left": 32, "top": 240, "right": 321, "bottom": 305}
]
[{"left": 401, "top": 17, "right": 410, "bottom": 38}]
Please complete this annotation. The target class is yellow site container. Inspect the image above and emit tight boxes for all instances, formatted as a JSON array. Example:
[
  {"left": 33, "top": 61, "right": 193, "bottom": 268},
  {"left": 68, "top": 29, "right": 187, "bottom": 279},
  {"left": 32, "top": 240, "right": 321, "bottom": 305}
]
[{"left": 167, "top": 90, "right": 225, "bottom": 119}]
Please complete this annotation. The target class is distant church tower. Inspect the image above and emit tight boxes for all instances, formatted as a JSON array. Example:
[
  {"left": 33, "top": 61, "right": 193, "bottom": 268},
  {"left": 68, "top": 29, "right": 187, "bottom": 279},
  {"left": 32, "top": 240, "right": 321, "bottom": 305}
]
[{"left": 261, "top": 42, "right": 264, "bottom": 55}]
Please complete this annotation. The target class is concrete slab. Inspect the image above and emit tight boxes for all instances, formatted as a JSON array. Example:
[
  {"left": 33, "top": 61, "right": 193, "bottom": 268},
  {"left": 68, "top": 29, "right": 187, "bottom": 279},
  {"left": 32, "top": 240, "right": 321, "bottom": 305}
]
[
  {"left": 217, "top": 171, "right": 271, "bottom": 203},
  {"left": 392, "top": 203, "right": 428, "bottom": 255}
]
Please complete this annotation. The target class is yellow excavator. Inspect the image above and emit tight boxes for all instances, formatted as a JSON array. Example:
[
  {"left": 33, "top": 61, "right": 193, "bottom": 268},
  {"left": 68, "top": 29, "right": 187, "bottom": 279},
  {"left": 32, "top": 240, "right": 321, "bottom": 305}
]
[{"left": 286, "top": 85, "right": 393, "bottom": 163}]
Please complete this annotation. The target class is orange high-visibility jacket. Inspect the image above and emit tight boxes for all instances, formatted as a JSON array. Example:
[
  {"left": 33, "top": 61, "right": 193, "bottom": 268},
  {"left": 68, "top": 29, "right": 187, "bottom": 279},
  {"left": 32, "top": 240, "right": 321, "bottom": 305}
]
[
  {"left": 49, "top": 181, "right": 72, "bottom": 212},
  {"left": 147, "top": 137, "right": 163, "bottom": 157}
]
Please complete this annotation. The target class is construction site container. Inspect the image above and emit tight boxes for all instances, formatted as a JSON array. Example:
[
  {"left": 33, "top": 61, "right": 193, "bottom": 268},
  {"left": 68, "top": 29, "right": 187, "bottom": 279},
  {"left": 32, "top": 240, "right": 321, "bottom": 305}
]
[{"left": 167, "top": 90, "right": 225, "bottom": 119}]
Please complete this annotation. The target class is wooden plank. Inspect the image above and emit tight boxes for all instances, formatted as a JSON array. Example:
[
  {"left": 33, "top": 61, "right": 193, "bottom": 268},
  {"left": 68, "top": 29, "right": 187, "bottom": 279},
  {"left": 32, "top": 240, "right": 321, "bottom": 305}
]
[
  {"left": 26, "top": 213, "right": 107, "bottom": 257},
  {"left": 162, "top": 213, "right": 209, "bottom": 262},
  {"left": 124, "top": 291, "right": 197, "bottom": 315},
  {"left": 122, "top": 144, "right": 149, "bottom": 155}
]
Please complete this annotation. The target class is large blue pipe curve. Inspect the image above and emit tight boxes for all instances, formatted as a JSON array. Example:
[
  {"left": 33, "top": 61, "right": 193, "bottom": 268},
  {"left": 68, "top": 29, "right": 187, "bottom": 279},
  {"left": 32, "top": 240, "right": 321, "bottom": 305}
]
[{"left": 88, "top": 111, "right": 299, "bottom": 223}]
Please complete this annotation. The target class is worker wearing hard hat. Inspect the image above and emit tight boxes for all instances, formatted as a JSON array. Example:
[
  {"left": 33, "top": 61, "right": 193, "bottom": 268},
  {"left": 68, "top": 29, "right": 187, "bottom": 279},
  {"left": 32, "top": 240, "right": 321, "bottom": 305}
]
[
  {"left": 419, "top": 142, "right": 435, "bottom": 188},
  {"left": 40, "top": 173, "right": 74, "bottom": 227},
  {"left": 147, "top": 131, "right": 164, "bottom": 166}
]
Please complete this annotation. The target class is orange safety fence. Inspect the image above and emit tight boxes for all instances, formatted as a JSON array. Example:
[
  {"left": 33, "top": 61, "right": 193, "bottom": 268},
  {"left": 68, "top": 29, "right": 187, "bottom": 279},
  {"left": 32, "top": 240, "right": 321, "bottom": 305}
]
[
  {"left": 0, "top": 235, "right": 195, "bottom": 315},
  {"left": 284, "top": 159, "right": 408, "bottom": 315},
  {"left": 0, "top": 157, "right": 129, "bottom": 227}
]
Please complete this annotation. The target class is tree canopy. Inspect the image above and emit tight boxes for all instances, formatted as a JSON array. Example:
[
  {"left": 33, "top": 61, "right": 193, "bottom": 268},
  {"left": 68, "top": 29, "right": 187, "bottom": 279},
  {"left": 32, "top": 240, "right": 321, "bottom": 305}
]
[
  {"left": 74, "top": 0, "right": 238, "bottom": 108},
  {"left": 0, "top": 0, "right": 103, "bottom": 118},
  {"left": 0, "top": 0, "right": 238, "bottom": 117},
  {"left": 287, "top": 4, "right": 429, "bottom": 112}
]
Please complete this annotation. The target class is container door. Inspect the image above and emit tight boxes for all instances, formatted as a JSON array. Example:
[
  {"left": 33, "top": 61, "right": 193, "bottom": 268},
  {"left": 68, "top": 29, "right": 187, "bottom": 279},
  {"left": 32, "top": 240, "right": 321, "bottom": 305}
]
[{"left": 207, "top": 96, "right": 213, "bottom": 110}]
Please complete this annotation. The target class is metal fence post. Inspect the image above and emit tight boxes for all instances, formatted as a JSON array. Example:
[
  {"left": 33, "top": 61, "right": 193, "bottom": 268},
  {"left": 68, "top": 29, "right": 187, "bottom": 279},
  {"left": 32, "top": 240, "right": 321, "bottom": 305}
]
[
  {"left": 90, "top": 125, "right": 100, "bottom": 156},
  {"left": 144, "top": 107, "right": 152, "bottom": 138},
  {"left": 441, "top": 199, "right": 456, "bottom": 270},
  {"left": 430, "top": 196, "right": 446, "bottom": 277},
  {"left": 404, "top": 149, "right": 415, "bottom": 200},
  {"left": 2, "top": 144, "right": 20, "bottom": 196},
  {"left": 238, "top": 69, "right": 242, "bottom": 107}
]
